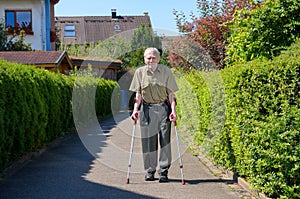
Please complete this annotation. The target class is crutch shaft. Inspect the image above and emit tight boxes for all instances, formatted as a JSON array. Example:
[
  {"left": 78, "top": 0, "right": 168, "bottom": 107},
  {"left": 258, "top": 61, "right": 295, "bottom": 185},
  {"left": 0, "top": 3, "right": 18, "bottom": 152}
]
[
  {"left": 171, "top": 114, "right": 185, "bottom": 185},
  {"left": 126, "top": 124, "right": 135, "bottom": 183},
  {"left": 174, "top": 125, "right": 185, "bottom": 185},
  {"left": 126, "top": 113, "right": 138, "bottom": 184}
]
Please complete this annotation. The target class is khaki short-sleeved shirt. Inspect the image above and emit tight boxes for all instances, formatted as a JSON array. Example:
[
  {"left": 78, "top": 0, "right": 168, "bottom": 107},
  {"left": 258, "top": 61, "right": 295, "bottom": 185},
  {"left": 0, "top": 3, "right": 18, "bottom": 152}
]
[{"left": 129, "top": 64, "right": 179, "bottom": 104}]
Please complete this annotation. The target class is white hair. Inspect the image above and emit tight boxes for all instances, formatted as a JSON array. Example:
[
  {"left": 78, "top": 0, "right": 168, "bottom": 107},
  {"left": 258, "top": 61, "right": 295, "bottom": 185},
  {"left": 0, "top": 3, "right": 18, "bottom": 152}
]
[{"left": 144, "top": 47, "right": 161, "bottom": 58}]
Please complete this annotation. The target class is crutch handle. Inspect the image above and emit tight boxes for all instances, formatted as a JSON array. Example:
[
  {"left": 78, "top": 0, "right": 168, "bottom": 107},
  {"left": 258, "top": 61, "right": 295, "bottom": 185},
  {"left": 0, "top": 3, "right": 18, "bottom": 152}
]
[
  {"left": 131, "top": 112, "right": 138, "bottom": 124},
  {"left": 170, "top": 114, "right": 177, "bottom": 126}
]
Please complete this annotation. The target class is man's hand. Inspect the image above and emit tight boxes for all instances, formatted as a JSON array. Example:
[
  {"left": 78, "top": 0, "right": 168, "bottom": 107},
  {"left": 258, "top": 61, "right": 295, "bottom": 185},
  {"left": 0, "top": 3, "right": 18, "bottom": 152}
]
[
  {"left": 169, "top": 112, "right": 177, "bottom": 122},
  {"left": 131, "top": 111, "right": 139, "bottom": 121}
]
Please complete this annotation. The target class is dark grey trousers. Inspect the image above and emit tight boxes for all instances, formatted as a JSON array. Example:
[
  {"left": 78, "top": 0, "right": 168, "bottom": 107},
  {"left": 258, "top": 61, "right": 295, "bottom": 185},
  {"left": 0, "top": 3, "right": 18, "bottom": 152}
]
[{"left": 139, "top": 101, "right": 171, "bottom": 176}]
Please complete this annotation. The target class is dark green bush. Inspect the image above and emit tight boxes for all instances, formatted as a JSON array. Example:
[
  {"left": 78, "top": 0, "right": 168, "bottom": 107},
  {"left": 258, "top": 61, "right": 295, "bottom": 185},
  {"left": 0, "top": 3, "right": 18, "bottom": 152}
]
[
  {"left": 0, "top": 60, "right": 118, "bottom": 172},
  {"left": 176, "top": 39, "right": 300, "bottom": 198},
  {"left": 221, "top": 53, "right": 299, "bottom": 198}
]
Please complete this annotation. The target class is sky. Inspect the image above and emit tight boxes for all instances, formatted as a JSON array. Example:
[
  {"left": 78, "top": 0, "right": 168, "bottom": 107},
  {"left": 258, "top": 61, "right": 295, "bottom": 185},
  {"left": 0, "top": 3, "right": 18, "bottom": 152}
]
[{"left": 55, "top": 0, "right": 199, "bottom": 36}]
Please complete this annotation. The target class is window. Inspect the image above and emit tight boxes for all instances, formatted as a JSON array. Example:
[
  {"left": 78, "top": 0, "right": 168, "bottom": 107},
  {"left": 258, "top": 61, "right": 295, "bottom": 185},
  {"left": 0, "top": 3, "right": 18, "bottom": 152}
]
[
  {"left": 5, "top": 10, "right": 33, "bottom": 34},
  {"left": 64, "top": 25, "right": 75, "bottom": 37},
  {"left": 114, "top": 25, "right": 120, "bottom": 31}
]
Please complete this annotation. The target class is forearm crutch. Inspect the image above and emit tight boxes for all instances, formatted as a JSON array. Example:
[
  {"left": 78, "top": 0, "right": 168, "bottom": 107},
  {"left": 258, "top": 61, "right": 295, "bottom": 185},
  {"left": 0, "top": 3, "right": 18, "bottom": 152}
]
[
  {"left": 126, "top": 113, "right": 138, "bottom": 184},
  {"left": 171, "top": 115, "right": 185, "bottom": 185}
]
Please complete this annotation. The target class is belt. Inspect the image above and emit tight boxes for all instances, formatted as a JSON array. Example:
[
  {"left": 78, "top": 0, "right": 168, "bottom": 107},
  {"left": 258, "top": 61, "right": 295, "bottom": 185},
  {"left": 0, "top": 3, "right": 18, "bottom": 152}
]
[{"left": 142, "top": 99, "right": 169, "bottom": 106}]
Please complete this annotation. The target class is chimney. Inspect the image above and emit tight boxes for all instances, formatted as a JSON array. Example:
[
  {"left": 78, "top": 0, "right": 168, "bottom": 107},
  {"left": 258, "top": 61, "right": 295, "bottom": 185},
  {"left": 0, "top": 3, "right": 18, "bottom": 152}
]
[
  {"left": 144, "top": 12, "right": 149, "bottom": 16},
  {"left": 111, "top": 9, "right": 117, "bottom": 18}
]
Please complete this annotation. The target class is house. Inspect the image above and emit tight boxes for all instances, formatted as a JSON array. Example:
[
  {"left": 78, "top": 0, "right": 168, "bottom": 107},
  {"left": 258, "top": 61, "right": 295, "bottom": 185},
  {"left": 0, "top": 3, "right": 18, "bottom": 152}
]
[
  {"left": 0, "top": 50, "right": 73, "bottom": 74},
  {"left": 55, "top": 9, "right": 152, "bottom": 45},
  {"left": 70, "top": 56, "right": 122, "bottom": 81},
  {"left": 0, "top": 0, "right": 59, "bottom": 51}
]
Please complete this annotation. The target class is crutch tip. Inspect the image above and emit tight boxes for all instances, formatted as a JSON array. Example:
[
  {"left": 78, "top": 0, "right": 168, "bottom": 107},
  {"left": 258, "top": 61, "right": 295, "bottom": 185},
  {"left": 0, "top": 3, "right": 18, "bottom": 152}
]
[
  {"left": 181, "top": 180, "right": 185, "bottom": 185},
  {"left": 126, "top": 178, "right": 130, "bottom": 184}
]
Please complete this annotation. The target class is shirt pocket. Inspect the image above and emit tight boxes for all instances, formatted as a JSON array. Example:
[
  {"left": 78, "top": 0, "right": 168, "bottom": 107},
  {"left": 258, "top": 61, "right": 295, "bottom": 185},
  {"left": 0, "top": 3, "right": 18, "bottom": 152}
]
[{"left": 141, "top": 76, "right": 151, "bottom": 89}]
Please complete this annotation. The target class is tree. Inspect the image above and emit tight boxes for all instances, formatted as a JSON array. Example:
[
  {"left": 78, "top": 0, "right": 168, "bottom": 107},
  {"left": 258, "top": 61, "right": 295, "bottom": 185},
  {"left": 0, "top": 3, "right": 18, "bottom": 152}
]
[
  {"left": 59, "top": 34, "right": 130, "bottom": 60},
  {"left": 91, "top": 35, "right": 130, "bottom": 60},
  {"left": 165, "top": 34, "right": 218, "bottom": 72},
  {"left": 130, "top": 24, "right": 161, "bottom": 51},
  {"left": 118, "top": 24, "right": 162, "bottom": 69},
  {"left": 225, "top": 0, "right": 300, "bottom": 65},
  {"left": 173, "top": 0, "right": 259, "bottom": 69}
]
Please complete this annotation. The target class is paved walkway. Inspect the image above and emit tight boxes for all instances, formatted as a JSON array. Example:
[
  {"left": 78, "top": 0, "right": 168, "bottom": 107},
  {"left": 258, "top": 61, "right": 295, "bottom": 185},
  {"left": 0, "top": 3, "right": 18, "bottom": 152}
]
[{"left": 0, "top": 112, "right": 248, "bottom": 199}]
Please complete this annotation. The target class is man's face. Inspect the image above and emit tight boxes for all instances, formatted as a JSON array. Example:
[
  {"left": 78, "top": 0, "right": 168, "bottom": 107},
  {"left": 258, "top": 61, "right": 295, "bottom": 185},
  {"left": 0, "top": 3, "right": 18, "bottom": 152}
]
[{"left": 144, "top": 51, "right": 160, "bottom": 66}]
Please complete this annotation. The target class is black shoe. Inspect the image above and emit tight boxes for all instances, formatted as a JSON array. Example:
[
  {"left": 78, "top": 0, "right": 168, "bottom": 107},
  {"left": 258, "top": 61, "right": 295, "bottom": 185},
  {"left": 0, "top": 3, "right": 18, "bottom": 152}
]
[
  {"left": 145, "top": 173, "right": 155, "bottom": 181},
  {"left": 159, "top": 175, "right": 168, "bottom": 183}
]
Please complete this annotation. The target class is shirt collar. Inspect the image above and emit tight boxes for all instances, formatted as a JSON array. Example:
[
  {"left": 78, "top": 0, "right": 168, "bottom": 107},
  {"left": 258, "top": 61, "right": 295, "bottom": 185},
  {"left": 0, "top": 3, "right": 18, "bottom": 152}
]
[{"left": 146, "top": 64, "right": 161, "bottom": 73}]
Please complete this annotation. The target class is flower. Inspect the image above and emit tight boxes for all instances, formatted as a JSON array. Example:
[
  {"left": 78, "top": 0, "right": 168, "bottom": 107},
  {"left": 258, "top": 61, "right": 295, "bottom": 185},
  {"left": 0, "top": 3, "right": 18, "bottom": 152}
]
[{"left": 6, "top": 22, "right": 33, "bottom": 35}]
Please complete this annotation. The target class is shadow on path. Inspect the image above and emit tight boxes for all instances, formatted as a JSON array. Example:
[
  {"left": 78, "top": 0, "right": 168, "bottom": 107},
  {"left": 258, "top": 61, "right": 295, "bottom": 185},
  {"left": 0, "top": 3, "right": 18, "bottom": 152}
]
[
  {"left": 171, "top": 178, "right": 236, "bottom": 185},
  {"left": 0, "top": 112, "right": 243, "bottom": 199},
  {"left": 0, "top": 115, "right": 156, "bottom": 199}
]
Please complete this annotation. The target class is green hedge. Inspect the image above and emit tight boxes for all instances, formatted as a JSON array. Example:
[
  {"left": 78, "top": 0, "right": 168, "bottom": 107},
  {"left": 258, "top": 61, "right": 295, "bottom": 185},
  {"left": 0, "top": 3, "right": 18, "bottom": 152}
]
[
  {"left": 0, "top": 60, "right": 119, "bottom": 172},
  {"left": 176, "top": 40, "right": 300, "bottom": 198}
]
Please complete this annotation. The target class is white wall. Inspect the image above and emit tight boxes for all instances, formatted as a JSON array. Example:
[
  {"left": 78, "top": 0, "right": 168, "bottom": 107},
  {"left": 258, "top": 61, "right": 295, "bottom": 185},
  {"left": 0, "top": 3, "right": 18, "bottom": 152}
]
[{"left": 0, "top": 0, "right": 47, "bottom": 50}]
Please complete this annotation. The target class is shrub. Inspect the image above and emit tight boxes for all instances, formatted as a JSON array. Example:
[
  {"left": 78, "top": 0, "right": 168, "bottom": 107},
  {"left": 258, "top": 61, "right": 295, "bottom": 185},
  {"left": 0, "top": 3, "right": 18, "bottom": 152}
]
[
  {"left": 0, "top": 60, "right": 118, "bottom": 172},
  {"left": 176, "top": 39, "right": 300, "bottom": 198},
  {"left": 226, "top": 0, "right": 300, "bottom": 65}
]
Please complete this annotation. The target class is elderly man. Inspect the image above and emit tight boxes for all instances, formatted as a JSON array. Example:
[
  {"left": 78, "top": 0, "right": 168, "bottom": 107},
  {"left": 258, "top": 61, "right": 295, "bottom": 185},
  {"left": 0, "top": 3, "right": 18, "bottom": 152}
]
[{"left": 129, "top": 47, "right": 178, "bottom": 183}]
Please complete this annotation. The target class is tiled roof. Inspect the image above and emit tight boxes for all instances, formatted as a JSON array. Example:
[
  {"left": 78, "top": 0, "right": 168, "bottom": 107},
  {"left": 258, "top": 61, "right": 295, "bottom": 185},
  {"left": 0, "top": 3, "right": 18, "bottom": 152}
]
[
  {"left": 0, "top": 51, "right": 67, "bottom": 65},
  {"left": 71, "top": 57, "right": 122, "bottom": 70},
  {"left": 55, "top": 11, "right": 151, "bottom": 45}
]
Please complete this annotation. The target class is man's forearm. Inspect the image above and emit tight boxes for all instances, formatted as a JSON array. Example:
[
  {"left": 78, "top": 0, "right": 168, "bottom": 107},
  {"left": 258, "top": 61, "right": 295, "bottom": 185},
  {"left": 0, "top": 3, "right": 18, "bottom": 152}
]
[
  {"left": 168, "top": 92, "right": 176, "bottom": 113},
  {"left": 133, "top": 92, "right": 142, "bottom": 112}
]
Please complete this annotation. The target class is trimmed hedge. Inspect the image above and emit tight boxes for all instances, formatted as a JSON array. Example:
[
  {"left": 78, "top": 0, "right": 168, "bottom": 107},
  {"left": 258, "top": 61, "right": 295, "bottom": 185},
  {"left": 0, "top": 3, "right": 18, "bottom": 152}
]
[
  {"left": 176, "top": 40, "right": 300, "bottom": 198},
  {"left": 0, "top": 60, "right": 119, "bottom": 172}
]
